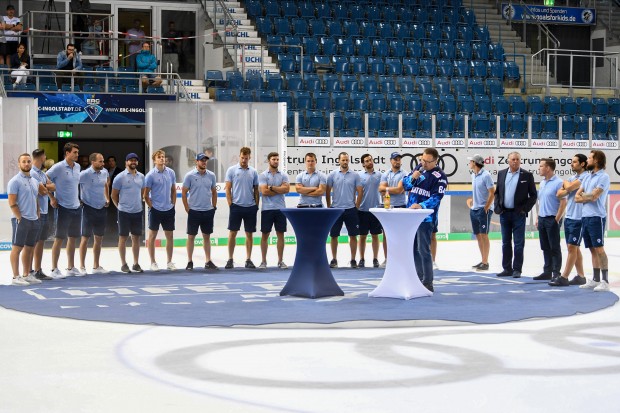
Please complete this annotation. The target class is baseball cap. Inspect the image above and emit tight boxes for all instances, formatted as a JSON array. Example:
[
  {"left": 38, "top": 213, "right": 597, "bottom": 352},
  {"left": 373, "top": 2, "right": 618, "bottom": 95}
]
[
  {"left": 467, "top": 154, "right": 484, "bottom": 165},
  {"left": 126, "top": 153, "right": 139, "bottom": 161},
  {"left": 196, "top": 153, "right": 209, "bottom": 161},
  {"left": 390, "top": 152, "right": 402, "bottom": 160},
  {"left": 7, "top": 5, "right": 15, "bottom": 10}
]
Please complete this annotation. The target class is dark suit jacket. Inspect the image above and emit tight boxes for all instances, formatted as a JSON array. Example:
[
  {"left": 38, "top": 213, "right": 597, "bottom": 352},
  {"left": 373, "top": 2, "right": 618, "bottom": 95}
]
[{"left": 494, "top": 168, "right": 537, "bottom": 216}]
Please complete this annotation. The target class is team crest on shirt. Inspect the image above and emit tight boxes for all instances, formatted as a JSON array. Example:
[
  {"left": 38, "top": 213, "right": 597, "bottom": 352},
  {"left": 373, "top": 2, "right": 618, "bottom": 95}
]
[{"left": 432, "top": 171, "right": 442, "bottom": 178}]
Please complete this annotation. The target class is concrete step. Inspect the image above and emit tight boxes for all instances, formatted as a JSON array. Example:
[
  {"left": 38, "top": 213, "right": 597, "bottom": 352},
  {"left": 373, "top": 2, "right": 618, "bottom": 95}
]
[{"left": 178, "top": 91, "right": 212, "bottom": 101}]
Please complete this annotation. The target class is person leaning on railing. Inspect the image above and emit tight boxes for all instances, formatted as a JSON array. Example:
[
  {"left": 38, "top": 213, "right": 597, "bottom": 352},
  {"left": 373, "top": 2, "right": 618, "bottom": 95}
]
[{"left": 55, "top": 43, "right": 83, "bottom": 90}]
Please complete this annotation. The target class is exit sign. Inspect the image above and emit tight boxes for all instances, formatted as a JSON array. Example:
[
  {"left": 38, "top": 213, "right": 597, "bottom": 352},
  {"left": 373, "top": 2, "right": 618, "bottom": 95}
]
[
  {"left": 57, "top": 131, "right": 73, "bottom": 138},
  {"left": 544, "top": 0, "right": 554, "bottom": 5}
]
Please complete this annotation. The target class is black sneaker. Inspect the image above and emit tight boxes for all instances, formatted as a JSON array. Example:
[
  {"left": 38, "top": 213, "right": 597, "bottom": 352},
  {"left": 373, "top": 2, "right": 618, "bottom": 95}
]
[
  {"left": 533, "top": 273, "right": 552, "bottom": 281},
  {"left": 476, "top": 263, "right": 489, "bottom": 271},
  {"left": 512, "top": 271, "right": 522, "bottom": 279},
  {"left": 132, "top": 264, "right": 143, "bottom": 273},
  {"left": 350, "top": 260, "right": 357, "bottom": 268},
  {"left": 568, "top": 275, "right": 587, "bottom": 285},
  {"left": 358, "top": 259, "right": 365, "bottom": 268},
  {"left": 423, "top": 283, "right": 434, "bottom": 292},
  {"left": 245, "top": 259, "right": 256, "bottom": 269},
  {"left": 205, "top": 261, "right": 218, "bottom": 270},
  {"left": 373, "top": 258, "right": 380, "bottom": 268},
  {"left": 549, "top": 276, "right": 570, "bottom": 287},
  {"left": 225, "top": 259, "right": 234, "bottom": 269},
  {"left": 121, "top": 264, "right": 131, "bottom": 273},
  {"left": 329, "top": 259, "right": 338, "bottom": 268},
  {"left": 34, "top": 269, "right": 53, "bottom": 280},
  {"left": 185, "top": 261, "right": 194, "bottom": 270},
  {"left": 472, "top": 262, "right": 483, "bottom": 269},
  {"left": 497, "top": 270, "right": 512, "bottom": 277}
]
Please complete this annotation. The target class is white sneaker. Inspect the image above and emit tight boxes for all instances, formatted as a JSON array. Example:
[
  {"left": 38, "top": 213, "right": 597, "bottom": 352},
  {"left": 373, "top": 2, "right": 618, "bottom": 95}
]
[
  {"left": 23, "top": 274, "right": 42, "bottom": 284},
  {"left": 433, "top": 261, "right": 439, "bottom": 270},
  {"left": 66, "top": 267, "right": 82, "bottom": 277},
  {"left": 92, "top": 266, "right": 109, "bottom": 274},
  {"left": 150, "top": 263, "right": 160, "bottom": 271},
  {"left": 379, "top": 260, "right": 387, "bottom": 269},
  {"left": 593, "top": 281, "right": 610, "bottom": 292},
  {"left": 50, "top": 268, "right": 67, "bottom": 279},
  {"left": 579, "top": 279, "right": 600, "bottom": 289},
  {"left": 278, "top": 261, "right": 288, "bottom": 269},
  {"left": 166, "top": 262, "right": 177, "bottom": 271},
  {"left": 258, "top": 262, "right": 267, "bottom": 269},
  {"left": 79, "top": 267, "right": 88, "bottom": 276},
  {"left": 11, "top": 276, "right": 30, "bottom": 286}
]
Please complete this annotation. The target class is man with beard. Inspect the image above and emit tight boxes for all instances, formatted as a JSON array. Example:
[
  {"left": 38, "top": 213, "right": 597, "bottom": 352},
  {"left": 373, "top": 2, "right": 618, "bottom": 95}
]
[
  {"left": 78, "top": 153, "right": 110, "bottom": 274},
  {"left": 357, "top": 153, "right": 382, "bottom": 268},
  {"left": 112, "top": 153, "right": 145, "bottom": 273},
  {"left": 258, "top": 152, "right": 290, "bottom": 269},
  {"left": 550, "top": 154, "right": 588, "bottom": 287},
  {"left": 296, "top": 152, "right": 326, "bottom": 208},
  {"left": 575, "top": 150, "right": 611, "bottom": 292},
  {"left": 8, "top": 153, "right": 41, "bottom": 286},
  {"left": 46, "top": 142, "right": 82, "bottom": 279},
  {"left": 30, "top": 149, "right": 55, "bottom": 281}
]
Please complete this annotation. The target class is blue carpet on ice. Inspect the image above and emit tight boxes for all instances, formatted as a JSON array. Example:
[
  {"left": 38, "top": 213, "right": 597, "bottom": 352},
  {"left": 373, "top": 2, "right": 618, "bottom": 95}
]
[{"left": 0, "top": 268, "right": 617, "bottom": 327}]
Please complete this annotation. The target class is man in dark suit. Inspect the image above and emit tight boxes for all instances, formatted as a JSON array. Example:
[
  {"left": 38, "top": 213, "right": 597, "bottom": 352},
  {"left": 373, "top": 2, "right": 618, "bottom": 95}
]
[{"left": 494, "top": 151, "right": 537, "bottom": 278}]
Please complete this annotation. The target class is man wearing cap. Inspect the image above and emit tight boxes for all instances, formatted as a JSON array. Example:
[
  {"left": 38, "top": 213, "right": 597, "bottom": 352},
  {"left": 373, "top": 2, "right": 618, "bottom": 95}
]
[
  {"left": 379, "top": 152, "right": 407, "bottom": 268},
  {"left": 357, "top": 153, "right": 383, "bottom": 268},
  {"left": 467, "top": 154, "right": 495, "bottom": 271},
  {"left": 182, "top": 153, "right": 218, "bottom": 270},
  {"left": 46, "top": 142, "right": 82, "bottom": 279},
  {"left": 8, "top": 153, "right": 41, "bottom": 286},
  {"left": 258, "top": 152, "right": 290, "bottom": 269},
  {"left": 112, "top": 153, "right": 146, "bottom": 273},
  {"left": 1, "top": 5, "right": 23, "bottom": 65},
  {"left": 78, "top": 152, "right": 110, "bottom": 274},
  {"left": 224, "top": 146, "right": 260, "bottom": 269},
  {"left": 296, "top": 152, "right": 326, "bottom": 208},
  {"left": 144, "top": 149, "right": 177, "bottom": 271}
]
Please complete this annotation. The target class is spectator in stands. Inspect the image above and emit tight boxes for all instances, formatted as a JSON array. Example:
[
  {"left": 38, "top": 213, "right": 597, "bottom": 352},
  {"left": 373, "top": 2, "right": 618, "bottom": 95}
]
[
  {"left": 78, "top": 155, "right": 90, "bottom": 170},
  {"left": 162, "top": 21, "right": 181, "bottom": 73},
  {"left": 125, "top": 19, "right": 145, "bottom": 70},
  {"left": 55, "top": 43, "right": 83, "bottom": 90},
  {"left": 137, "top": 41, "right": 162, "bottom": 89},
  {"left": 10, "top": 43, "right": 30, "bottom": 86},
  {"left": 1, "top": 5, "right": 23, "bottom": 66},
  {"left": 70, "top": 0, "right": 91, "bottom": 52}
]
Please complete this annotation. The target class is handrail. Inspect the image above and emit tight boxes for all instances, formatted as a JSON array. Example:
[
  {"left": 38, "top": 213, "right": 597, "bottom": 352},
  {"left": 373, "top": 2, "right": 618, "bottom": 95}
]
[
  {"left": 199, "top": 0, "right": 239, "bottom": 69},
  {"left": 513, "top": 0, "right": 560, "bottom": 49}
]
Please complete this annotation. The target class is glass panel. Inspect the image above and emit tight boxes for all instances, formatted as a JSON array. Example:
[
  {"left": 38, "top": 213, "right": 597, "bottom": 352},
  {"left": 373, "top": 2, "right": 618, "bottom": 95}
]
[
  {"left": 160, "top": 10, "right": 196, "bottom": 78},
  {"left": 118, "top": 9, "right": 152, "bottom": 70}
]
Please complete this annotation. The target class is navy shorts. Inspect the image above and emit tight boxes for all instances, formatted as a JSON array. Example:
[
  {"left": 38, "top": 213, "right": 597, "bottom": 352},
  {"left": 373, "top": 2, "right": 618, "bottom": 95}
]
[
  {"left": 36, "top": 213, "right": 50, "bottom": 242},
  {"left": 81, "top": 204, "right": 107, "bottom": 237},
  {"left": 358, "top": 210, "right": 382, "bottom": 235},
  {"left": 470, "top": 208, "right": 492, "bottom": 235},
  {"left": 55, "top": 205, "right": 82, "bottom": 239},
  {"left": 581, "top": 216, "right": 606, "bottom": 249},
  {"left": 118, "top": 211, "right": 143, "bottom": 237},
  {"left": 564, "top": 218, "right": 582, "bottom": 246},
  {"left": 12, "top": 218, "right": 40, "bottom": 247},
  {"left": 330, "top": 207, "right": 360, "bottom": 237},
  {"left": 187, "top": 209, "right": 216, "bottom": 235},
  {"left": 261, "top": 210, "right": 287, "bottom": 233},
  {"left": 148, "top": 207, "right": 175, "bottom": 231},
  {"left": 228, "top": 203, "right": 258, "bottom": 232},
  {"left": 432, "top": 215, "right": 438, "bottom": 233}
]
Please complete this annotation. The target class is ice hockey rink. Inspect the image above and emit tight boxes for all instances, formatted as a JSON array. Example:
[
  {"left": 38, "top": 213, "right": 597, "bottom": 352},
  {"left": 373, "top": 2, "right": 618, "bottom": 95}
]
[{"left": 1, "top": 237, "right": 619, "bottom": 413}]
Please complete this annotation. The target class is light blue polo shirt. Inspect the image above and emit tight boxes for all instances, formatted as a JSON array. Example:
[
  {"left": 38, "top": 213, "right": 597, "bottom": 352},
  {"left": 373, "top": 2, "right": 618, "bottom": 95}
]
[
  {"left": 225, "top": 163, "right": 259, "bottom": 207},
  {"left": 565, "top": 171, "right": 587, "bottom": 220},
  {"left": 79, "top": 167, "right": 109, "bottom": 209},
  {"left": 327, "top": 169, "right": 361, "bottom": 209},
  {"left": 503, "top": 169, "right": 520, "bottom": 209},
  {"left": 358, "top": 170, "right": 382, "bottom": 211},
  {"left": 112, "top": 169, "right": 145, "bottom": 213},
  {"left": 145, "top": 166, "right": 176, "bottom": 211},
  {"left": 47, "top": 159, "right": 81, "bottom": 209},
  {"left": 538, "top": 175, "right": 563, "bottom": 217},
  {"left": 581, "top": 169, "right": 610, "bottom": 218},
  {"left": 471, "top": 169, "right": 494, "bottom": 210},
  {"left": 8, "top": 172, "right": 39, "bottom": 220},
  {"left": 31, "top": 165, "right": 49, "bottom": 214},
  {"left": 380, "top": 169, "right": 407, "bottom": 207},
  {"left": 259, "top": 169, "right": 289, "bottom": 211},
  {"left": 296, "top": 170, "right": 326, "bottom": 205},
  {"left": 182, "top": 168, "right": 217, "bottom": 211}
]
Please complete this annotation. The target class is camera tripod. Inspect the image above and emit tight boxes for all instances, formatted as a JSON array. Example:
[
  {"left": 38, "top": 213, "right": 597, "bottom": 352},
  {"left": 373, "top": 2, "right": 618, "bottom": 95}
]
[{"left": 41, "top": 0, "right": 63, "bottom": 54}]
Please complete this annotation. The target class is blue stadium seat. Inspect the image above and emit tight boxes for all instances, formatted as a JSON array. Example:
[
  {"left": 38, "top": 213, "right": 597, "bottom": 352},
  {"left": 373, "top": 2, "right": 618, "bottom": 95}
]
[
  {"left": 436, "top": 59, "right": 452, "bottom": 77},
  {"left": 278, "top": 54, "right": 295, "bottom": 73},
  {"left": 437, "top": 112, "right": 454, "bottom": 132},
  {"left": 489, "top": 42, "right": 505, "bottom": 60},
  {"left": 341, "top": 74, "right": 359, "bottom": 92},
  {"left": 206, "top": 70, "right": 225, "bottom": 88},
  {"left": 403, "top": 58, "right": 420, "bottom": 76},
  {"left": 379, "top": 75, "right": 396, "bottom": 93},
  {"left": 313, "top": 55, "right": 332, "bottom": 72},
  {"left": 235, "top": 89, "right": 254, "bottom": 102},
  {"left": 561, "top": 96, "right": 577, "bottom": 115},
  {"left": 545, "top": 96, "right": 561, "bottom": 115},
  {"left": 434, "top": 77, "right": 451, "bottom": 95},
  {"left": 316, "top": 3, "right": 330, "bottom": 19},
  {"left": 493, "top": 96, "right": 510, "bottom": 114},
  {"left": 369, "top": 92, "right": 387, "bottom": 111},
  {"left": 486, "top": 78, "right": 504, "bottom": 96},
  {"left": 472, "top": 42, "right": 489, "bottom": 60},
  {"left": 592, "top": 97, "right": 608, "bottom": 115},
  {"left": 406, "top": 41, "right": 423, "bottom": 58},
  {"left": 350, "top": 91, "right": 368, "bottom": 110},
  {"left": 470, "top": 60, "right": 487, "bottom": 78},
  {"left": 337, "top": 37, "right": 355, "bottom": 55},
  {"left": 423, "top": 40, "right": 440, "bottom": 59},
  {"left": 453, "top": 59, "right": 469, "bottom": 78},
  {"left": 458, "top": 94, "right": 475, "bottom": 113},
  {"left": 468, "top": 78, "right": 485, "bottom": 96},
  {"left": 267, "top": 73, "right": 283, "bottom": 90},
  {"left": 507, "top": 114, "right": 525, "bottom": 132},
  {"left": 332, "top": 91, "right": 349, "bottom": 111},
  {"left": 509, "top": 95, "right": 526, "bottom": 114},
  {"left": 451, "top": 78, "right": 468, "bottom": 95},
  {"left": 456, "top": 42, "right": 472, "bottom": 59},
  {"left": 385, "top": 58, "right": 403, "bottom": 75},
  {"left": 264, "top": 0, "right": 280, "bottom": 17},
  {"left": 402, "top": 112, "right": 417, "bottom": 131},
  {"left": 84, "top": 83, "right": 102, "bottom": 92},
  {"left": 275, "top": 90, "right": 293, "bottom": 107},
  {"left": 313, "top": 91, "right": 331, "bottom": 110},
  {"left": 343, "top": 20, "right": 360, "bottom": 37},
  {"left": 389, "top": 40, "right": 406, "bottom": 58},
  {"left": 345, "top": 110, "right": 362, "bottom": 130},
  {"left": 332, "top": 4, "right": 348, "bottom": 19},
  {"left": 574, "top": 115, "right": 588, "bottom": 133},
  {"left": 419, "top": 59, "right": 436, "bottom": 76},
  {"left": 418, "top": 113, "right": 433, "bottom": 130},
  {"left": 245, "top": 73, "right": 264, "bottom": 90},
  {"left": 285, "top": 73, "right": 303, "bottom": 90},
  {"left": 377, "top": 22, "right": 394, "bottom": 38},
  {"left": 387, "top": 92, "right": 404, "bottom": 111},
  {"left": 360, "top": 21, "right": 377, "bottom": 37},
  {"left": 322, "top": 73, "right": 340, "bottom": 91},
  {"left": 360, "top": 74, "right": 378, "bottom": 92},
  {"left": 327, "top": 20, "right": 343, "bottom": 37},
  {"left": 404, "top": 93, "right": 422, "bottom": 112},
  {"left": 319, "top": 37, "right": 337, "bottom": 56},
  {"left": 333, "top": 55, "right": 350, "bottom": 74},
  {"left": 293, "top": 90, "right": 312, "bottom": 110},
  {"left": 576, "top": 97, "right": 593, "bottom": 115},
  {"left": 473, "top": 113, "right": 490, "bottom": 132},
  {"left": 415, "top": 78, "right": 433, "bottom": 94},
  {"left": 302, "top": 36, "right": 319, "bottom": 54},
  {"left": 487, "top": 61, "right": 504, "bottom": 79},
  {"left": 441, "top": 94, "right": 457, "bottom": 112},
  {"left": 275, "top": 18, "right": 291, "bottom": 35},
  {"left": 256, "top": 90, "right": 274, "bottom": 102},
  {"left": 307, "top": 110, "right": 326, "bottom": 129},
  {"left": 528, "top": 96, "right": 544, "bottom": 114},
  {"left": 608, "top": 98, "right": 620, "bottom": 116},
  {"left": 504, "top": 61, "right": 520, "bottom": 82},
  {"left": 396, "top": 76, "right": 414, "bottom": 93},
  {"left": 299, "top": 2, "right": 315, "bottom": 19},
  {"left": 303, "top": 72, "right": 320, "bottom": 90},
  {"left": 367, "top": 57, "right": 385, "bottom": 75},
  {"left": 309, "top": 19, "right": 326, "bottom": 36},
  {"left": 423, "top": 94, "right": 440, "bottom": 112},
  {"left": 542, "top": 114, "right": 558, "bottom": 133},
  {"left": 475, "top": 95, "right": 492, "bottom": 113},
  {"left": 256, "top": 17, "right": 273, "bottom": 35},
  {"left": 367, "top": 112, "right": 381, "bottom": 131}
]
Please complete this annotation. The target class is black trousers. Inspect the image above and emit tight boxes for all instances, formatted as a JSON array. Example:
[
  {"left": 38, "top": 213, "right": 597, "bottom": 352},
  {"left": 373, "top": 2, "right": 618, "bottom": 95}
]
[{"left": 538, "top": 216, "right": 562, "bottom": 276}]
